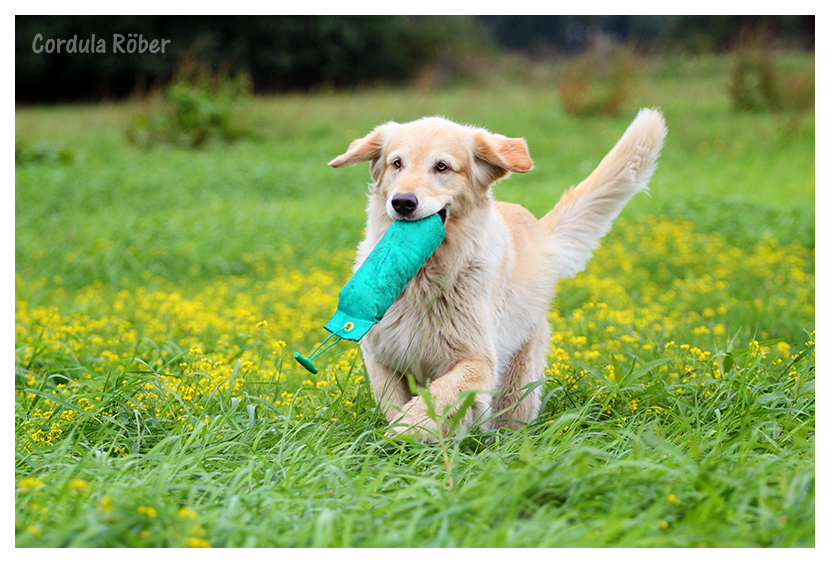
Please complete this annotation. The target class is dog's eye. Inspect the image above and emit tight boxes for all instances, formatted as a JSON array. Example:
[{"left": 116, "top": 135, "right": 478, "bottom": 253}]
[
  {"left": 391, "top": 158, "right": 402, "bottom": 169},
  {"left": 435, "top": 161, "right": 450, "bottom": 172}
]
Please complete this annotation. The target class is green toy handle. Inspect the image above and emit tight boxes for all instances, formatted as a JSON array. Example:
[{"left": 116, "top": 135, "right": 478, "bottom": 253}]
[{"left": 293, "top": 351, "right": 319, "bottom": 374}]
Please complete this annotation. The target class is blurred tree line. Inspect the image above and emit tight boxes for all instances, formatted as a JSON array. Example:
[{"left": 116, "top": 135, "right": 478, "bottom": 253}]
[
  {"left": 480, "top": 15, "right": 813, "bottom": 54},
  {"left": 16, "top": 15, "right": 814, "bottom": 102}
]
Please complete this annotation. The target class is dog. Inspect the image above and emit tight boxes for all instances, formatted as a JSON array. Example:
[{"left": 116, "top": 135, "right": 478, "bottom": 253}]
[{"left": 328, "top": 108, "right": 666, "bottom": 440}]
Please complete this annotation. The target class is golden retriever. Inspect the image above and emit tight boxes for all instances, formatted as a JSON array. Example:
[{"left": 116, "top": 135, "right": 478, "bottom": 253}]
[{"left": 329, "top": 108, "right": 666, "bottom": 440}]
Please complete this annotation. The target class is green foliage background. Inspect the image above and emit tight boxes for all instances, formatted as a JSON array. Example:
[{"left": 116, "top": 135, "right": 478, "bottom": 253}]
[{"left": 16, "top": 15, "right": 813, "bottom": 101}]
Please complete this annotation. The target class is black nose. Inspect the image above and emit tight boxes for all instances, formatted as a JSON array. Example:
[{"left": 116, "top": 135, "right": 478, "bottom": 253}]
[{"left": 391, "top": 193, "right": 419, "bottom": 216}]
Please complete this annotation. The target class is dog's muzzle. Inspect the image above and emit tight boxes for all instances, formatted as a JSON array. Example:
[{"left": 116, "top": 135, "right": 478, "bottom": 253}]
[{"left": 391, "top": 193, "right": 418, "bottom": 217}]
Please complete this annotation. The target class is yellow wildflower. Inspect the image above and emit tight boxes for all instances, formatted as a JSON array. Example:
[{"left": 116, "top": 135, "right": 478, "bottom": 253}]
[
  {"left": 178, "top": 507, "right": 198, "bottom": 520},
  {"left": 137, "top": 505, "right": 157, "bottom": 518},
  {"left": 68, "top": 478, "right": 88, "bottom": 492},
  {"left": 187, "top": 537, "right": 212, "bottom": 548},
  {"left": 18, "top": 477, "right": 44, "bottom": 491}
]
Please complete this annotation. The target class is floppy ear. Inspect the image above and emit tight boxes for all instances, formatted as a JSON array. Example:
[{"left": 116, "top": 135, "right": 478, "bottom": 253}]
[
  {"left": 472, "top": 131, "right": 533, "bottom": 185},
  {"left": 329, "top": 122, "right": 397, "bottom": 168}
]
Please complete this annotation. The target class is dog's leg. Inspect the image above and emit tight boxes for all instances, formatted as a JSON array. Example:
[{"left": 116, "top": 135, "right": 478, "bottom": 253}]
[
  {"left": 362, "top": 347, "right": 412, "bottom": 422},
  {"left": 493, "top": 321, "right": 550, "bottom": 430},
  {"left": 387, "top": 357, "right": 496, "bottom": 441}
]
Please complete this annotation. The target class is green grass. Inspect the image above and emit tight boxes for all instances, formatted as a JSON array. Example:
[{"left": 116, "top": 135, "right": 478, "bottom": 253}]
[
  {"left": 15, "top": 53, "right": 814, "bottom": 290},
  {"left": 15, "top": 53, "right": 814, "bottom": 547}
]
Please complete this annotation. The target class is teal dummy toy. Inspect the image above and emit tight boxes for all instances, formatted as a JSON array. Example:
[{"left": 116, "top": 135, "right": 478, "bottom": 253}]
[{"left": 294, "top": 213, "right": 446, "bottom": 374}]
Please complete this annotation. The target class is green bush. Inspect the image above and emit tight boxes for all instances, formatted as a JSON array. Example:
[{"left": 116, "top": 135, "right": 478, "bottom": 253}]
[
  {"left": 728, "top": 25, "right": 814, "bottom": 118},
  {"left": 127, "top": 49, "right": 254, "bottom": 148},
  {"left": 15, "top": 135, "right": 75, "bottom": 165},
  {"left": 556, "top": 35, "right": 638, "bottom": 117},
  {"left": 728, "top": 26, "right": 781, "bottom": 112}
]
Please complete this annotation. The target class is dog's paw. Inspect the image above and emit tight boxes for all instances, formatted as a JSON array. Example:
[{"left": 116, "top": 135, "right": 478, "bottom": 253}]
[
  {"left": 384, "top": 420, "right": 440, "bottom": 442},
  {"left": 385, "top": 402, "right": 441, "bottom": 442}
]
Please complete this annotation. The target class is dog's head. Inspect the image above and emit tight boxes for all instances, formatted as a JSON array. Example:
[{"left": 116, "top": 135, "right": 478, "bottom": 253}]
[{"left": 329, "top": 117, "right": 533, "bottom": 224}]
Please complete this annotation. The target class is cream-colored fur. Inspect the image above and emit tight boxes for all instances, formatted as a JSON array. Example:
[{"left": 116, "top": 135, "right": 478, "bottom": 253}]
[{"left": 329, "top": 108, "right": 667, "bottom": 440}]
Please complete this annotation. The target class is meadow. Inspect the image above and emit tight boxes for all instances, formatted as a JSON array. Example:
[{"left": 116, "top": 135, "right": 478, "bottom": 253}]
[{"left": 15, "top": 53, "right": 814, "bottom": 547}]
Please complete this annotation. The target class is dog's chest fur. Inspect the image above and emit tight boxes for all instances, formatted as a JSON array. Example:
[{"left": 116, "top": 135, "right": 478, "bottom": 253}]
[
  {"left": 359, "top": 205, "right": 554, "bottom": 387},
  {"left": 363, "top": 250, "right": 496, "bottom": 385}
]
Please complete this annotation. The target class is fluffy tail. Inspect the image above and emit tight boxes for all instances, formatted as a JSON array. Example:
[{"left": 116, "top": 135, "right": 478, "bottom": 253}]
[{"left": 540, "top": 108, "right": 667, "bottom": 280}]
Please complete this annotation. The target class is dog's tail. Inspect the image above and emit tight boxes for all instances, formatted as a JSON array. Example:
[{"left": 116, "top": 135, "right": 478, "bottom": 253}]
[{"left": 539, "top": 108, "right": 667, "bottom": 280}]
